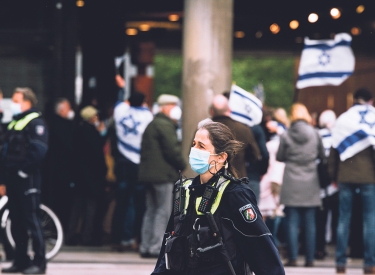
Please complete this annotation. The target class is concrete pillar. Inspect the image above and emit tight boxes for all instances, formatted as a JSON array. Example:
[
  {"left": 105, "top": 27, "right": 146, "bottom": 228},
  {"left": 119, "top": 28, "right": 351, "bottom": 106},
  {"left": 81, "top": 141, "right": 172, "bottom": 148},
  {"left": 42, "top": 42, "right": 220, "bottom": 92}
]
[{"left": 182, "top": 0, "right": 233, "bottom": 175}]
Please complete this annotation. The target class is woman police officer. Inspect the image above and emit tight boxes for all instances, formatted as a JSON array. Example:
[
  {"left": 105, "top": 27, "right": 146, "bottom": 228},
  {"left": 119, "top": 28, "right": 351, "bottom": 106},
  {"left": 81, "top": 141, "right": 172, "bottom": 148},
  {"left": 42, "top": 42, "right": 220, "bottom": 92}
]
[{"left": 151, "top": 120, "right": 285, "bottom": 275}]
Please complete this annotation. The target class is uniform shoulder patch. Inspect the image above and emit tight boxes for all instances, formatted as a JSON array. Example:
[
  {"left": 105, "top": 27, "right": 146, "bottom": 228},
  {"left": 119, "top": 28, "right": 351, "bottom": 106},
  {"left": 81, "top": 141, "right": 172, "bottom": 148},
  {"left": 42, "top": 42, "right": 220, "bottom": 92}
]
[
  {"left": 239, "top": 204, "right": 257, "bottom": 223},
  {"left": 35, "top": 125, "right": 45, "bottom": 136}
]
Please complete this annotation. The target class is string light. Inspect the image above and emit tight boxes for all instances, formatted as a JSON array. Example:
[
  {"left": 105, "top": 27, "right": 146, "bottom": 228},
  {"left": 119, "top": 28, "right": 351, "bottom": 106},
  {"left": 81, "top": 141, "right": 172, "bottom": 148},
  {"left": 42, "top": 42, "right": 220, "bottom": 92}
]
[
  {"left": 351, "top": 27, "right": 361, "bottom": 36},
  {"left": 330, "top": 8, "right": 341, "bottom": 19},
  {"left": 168, "top": 14, "right": 179, "bottom": 22},
  {"left": 289, "top": 20, "right": 299, "bottom": 30},
  {"left": 270, "top": 23, "right": 280, "bottom": 34},
  {"left": 234, "top": 31, "right": 245, "bottom": 38},
  {"left": 356, "top": 5, "right": 365, "bottom": 14},
  {"left": 139, "top": 24, "right": 150, "bottom": 31},
  {"left": 308, "top": 13, "right": 319, "bottom": 23},
  {"left": 255, "top": 31, "right": 263, "bottom": 38},
  {"left": 76, "top": 0, "right": 84, "bottom": 7},
  {"left": 126, "top": 28, "right": 138, "bottom": 36}
]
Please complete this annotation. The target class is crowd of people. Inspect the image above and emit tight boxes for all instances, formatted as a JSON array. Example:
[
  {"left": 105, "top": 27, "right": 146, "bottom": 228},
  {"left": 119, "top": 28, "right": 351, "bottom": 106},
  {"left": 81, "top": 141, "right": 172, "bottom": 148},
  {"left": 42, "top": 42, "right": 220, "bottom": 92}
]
[{"left": 0, "top": 84, "right": 374, "bottom": 274}]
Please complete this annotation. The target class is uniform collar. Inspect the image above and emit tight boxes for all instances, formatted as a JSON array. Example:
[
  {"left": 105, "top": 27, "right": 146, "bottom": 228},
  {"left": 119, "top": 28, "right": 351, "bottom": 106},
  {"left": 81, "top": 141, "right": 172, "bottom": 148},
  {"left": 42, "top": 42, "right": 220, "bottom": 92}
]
[{"left": 12, "top": 108, "right": 39, "bottom": 121}]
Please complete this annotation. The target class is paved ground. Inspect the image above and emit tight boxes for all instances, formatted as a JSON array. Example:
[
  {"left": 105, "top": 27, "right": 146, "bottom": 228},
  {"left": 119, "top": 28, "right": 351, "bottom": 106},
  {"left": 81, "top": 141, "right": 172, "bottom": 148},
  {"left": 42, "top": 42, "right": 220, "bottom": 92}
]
[{"left": 0, "top": 245, "right": 366, "bottom": 274}]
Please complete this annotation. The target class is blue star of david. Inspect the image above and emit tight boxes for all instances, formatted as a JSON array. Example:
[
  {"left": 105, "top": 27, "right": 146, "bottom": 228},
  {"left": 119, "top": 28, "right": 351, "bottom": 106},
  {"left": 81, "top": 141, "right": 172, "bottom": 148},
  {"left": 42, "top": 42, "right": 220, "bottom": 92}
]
[
  {"left": 245, "top": 104, "right": 252, "bottom": 115},
  {"left": 359, "top": 109, "right": 375, "bottom": 128},
  {"left": 319, "top": 51, "right": 331, "bottom": 66},
  {"left": 120, "top": 115, "right": 140, "bottom": 135}
]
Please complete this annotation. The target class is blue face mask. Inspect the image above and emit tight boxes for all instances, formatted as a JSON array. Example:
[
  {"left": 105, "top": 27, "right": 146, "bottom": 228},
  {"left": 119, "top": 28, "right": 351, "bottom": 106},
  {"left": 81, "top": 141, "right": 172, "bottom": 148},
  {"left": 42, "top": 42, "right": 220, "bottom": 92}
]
[
  {"left": 189, "top": 147, "right": 218, "bottom": 174},
  {"left": 10, "top": 102, "right": 22, "bottom": 116}
]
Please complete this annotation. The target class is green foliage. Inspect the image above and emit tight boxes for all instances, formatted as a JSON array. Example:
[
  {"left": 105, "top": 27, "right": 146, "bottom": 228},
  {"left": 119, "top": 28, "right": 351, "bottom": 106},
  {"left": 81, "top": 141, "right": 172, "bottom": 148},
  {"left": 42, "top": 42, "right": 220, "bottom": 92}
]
[
  {"left": 154, "top": 54, "right": 295, "bottom": 110},
  {"left": 232, "top": 56, "right": 295, "bottom": 110},
  {"left": 154, "top": 54, "right": 183, "bottom": 100}
]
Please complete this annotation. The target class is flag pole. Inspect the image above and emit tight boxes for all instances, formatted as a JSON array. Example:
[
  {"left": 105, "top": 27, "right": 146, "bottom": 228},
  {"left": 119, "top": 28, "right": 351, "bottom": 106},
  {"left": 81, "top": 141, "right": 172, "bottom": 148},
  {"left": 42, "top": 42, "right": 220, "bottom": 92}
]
[{"left": 293, "top": 87, "right": 300, "bottom": 103}]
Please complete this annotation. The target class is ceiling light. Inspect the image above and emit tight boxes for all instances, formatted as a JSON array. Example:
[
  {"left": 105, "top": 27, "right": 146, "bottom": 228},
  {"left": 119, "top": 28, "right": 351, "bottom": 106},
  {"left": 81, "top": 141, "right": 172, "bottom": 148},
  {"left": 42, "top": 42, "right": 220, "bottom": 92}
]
[
  {"left": 308, "top": 13, "right": 319, "bottom": 23},
  {"left": 234, "top": 31, "right": 245, "bottom": 38},
  {"left": 126, "top": 28, "right": 138, "bottom": 36},
  {"left": 139, "top": 24, "right": 150, "bottom": 31},
  {"left": 330, "top": 8, "right": 341, "bottom": 19},
  {"left": 270, "top": 23, "right": 280, "bottom": 34},
  {"left": 351, "top": 27, "right": 361, "bottom": 36},
  {"left": 168, "top": 14, "right": 179, "bottom": 22},
  {"left": 289, "top": 20, "right": 299, "bottom": 30},
  {"left": 255, "top": 31, "right": 263, "bottom": 38},
  {"left": 356, "top": 5, "right": 365, "bottom": 14}
]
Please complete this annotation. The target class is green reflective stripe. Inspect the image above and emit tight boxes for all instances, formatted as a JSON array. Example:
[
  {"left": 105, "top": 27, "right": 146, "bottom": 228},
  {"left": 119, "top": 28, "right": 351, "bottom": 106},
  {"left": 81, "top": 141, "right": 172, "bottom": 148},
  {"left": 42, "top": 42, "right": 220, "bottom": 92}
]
[
  {"left": 195, "top": 179, "right": 230, "bottom": 215},
  {"left": 7, "top": 121, "right": 16, "bottom": 130},
  {"left": 8, "top": 113, "right": 40, "bottom": 131}
]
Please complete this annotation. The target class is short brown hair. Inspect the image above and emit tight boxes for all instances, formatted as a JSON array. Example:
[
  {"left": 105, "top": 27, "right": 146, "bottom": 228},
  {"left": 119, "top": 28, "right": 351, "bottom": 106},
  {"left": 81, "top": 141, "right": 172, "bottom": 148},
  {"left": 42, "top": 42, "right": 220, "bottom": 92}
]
[
  {"left": 13, "top": 87, "right": 38, "bottom": 107},
  {"left": 289, "top": 103, "right": 312, "bottom": 124}
]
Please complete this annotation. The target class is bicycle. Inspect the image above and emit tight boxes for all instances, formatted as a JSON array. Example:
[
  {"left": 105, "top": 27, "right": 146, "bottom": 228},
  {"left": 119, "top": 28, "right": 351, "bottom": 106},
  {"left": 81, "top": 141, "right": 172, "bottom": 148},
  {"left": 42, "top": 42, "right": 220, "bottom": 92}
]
[{"left": 0, "top": 195, "right": 64, "bottom": 260}]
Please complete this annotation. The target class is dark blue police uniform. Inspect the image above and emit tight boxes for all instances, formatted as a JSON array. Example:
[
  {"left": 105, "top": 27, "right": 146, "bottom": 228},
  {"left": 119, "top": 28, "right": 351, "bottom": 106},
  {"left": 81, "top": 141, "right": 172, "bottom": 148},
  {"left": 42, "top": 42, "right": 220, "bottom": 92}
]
[
  {"left": 1, "top": 108, "right": 48, "bottom": 270},
  {"left": 152, "top": 171, "right": 285, "bottom": 275}
]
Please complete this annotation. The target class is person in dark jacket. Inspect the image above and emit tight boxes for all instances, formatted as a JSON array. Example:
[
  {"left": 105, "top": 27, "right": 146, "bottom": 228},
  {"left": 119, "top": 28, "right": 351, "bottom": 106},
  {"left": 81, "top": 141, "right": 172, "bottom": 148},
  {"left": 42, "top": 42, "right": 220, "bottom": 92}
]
[
  {"left": 65, "top": 105, "right": 107, "bottom": 246},
  {"left": 0, "top": 87, "right": 48, "bottom": 274},
  {"left": 45, "top": 98, "right": 76, "bottom": 232},
  {"left": 210, "top": 94, "right": 261, "bottom": 178},
  {"left": 151, "top": 120, "right": 285, "bottom": 275},
  {"left": 138, "top": 94, "right": 186, "bottom": 258}
]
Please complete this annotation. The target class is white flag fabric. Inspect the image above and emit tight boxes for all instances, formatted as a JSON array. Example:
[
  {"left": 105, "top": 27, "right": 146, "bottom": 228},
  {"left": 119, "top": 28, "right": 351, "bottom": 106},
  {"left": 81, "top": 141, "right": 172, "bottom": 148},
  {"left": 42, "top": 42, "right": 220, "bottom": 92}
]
[
  {"left": 296, "top": 33, "right": 355, "bottom": 89},
  {"left": 229, "top": 84, "right": 263, "bottom": 127},
  {"left": 331, "top": 104, "right": 375, "bottom": 161}
]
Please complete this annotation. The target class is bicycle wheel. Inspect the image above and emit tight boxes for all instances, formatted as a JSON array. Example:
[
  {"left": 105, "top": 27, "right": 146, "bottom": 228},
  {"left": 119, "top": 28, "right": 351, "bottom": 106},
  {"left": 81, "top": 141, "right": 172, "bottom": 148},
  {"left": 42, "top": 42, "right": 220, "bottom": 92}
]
[{"left": 5, "top": 204, "right": 64, "bottom": 260}]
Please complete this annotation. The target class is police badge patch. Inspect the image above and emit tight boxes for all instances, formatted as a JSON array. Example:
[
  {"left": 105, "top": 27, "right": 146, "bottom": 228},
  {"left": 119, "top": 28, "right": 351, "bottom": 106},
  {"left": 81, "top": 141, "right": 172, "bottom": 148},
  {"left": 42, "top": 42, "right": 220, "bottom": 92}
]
[
  {"left": 239, "top": 204, "right": 257, "bottom": 223},
  {"left": 35, "top": 125, "right": 45, "bottom": 135}
]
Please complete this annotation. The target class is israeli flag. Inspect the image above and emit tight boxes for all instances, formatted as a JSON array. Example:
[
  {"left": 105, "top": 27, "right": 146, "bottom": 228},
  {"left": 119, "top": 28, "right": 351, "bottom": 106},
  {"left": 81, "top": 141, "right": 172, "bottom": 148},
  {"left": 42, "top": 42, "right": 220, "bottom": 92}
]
[
  {"left": 332, "top": 104, "right": 375, "bottom": 161},
  {"left": 296, "top": 33, "right": 355, "bottom": 89},
  {"left": 229, "top": 84, "right": 263, "bottom": 127}
]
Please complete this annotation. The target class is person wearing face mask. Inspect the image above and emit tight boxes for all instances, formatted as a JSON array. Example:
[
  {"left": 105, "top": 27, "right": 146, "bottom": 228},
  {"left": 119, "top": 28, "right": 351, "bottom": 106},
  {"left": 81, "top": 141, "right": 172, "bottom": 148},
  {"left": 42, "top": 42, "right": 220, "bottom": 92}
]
[
  {"left": 138, "top": 94, "right": 186, "bottom": 258},
  {"left": 65, "top": 105, "right": 108, "bottom": 246},
  {"left": 0, "top": 87, "right": 48, "bottom": 274},
  {"left": 151, "top": 119, "right": 284, "bottom": 275},
  {"left": 44, "top": 98, "right": 76, "bottom": 233}
]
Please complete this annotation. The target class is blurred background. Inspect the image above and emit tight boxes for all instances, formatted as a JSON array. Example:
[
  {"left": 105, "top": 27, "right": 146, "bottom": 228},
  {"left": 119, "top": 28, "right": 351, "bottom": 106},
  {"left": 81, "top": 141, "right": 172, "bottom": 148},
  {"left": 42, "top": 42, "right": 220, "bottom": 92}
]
[{"left": 0, "top": 0, "right": 374, "bottom": 121}]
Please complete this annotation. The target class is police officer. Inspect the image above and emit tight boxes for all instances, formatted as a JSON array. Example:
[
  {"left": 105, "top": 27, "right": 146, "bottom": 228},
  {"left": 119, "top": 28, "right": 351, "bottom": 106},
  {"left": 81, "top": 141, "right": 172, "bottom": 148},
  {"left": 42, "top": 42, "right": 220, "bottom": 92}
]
[
  {"left": 152, "top": 119, "right": 284, "bottom": 275},
  {"left": 0, "top": 87, "right": 48, "bottom": 274}
]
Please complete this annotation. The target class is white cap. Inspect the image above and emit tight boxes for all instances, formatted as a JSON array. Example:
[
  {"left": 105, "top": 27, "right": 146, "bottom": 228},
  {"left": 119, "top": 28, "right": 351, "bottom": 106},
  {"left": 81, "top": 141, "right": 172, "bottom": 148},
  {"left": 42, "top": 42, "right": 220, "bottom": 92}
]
[{"left": 157, "top": 94, "right": 179, "bottom": 106}]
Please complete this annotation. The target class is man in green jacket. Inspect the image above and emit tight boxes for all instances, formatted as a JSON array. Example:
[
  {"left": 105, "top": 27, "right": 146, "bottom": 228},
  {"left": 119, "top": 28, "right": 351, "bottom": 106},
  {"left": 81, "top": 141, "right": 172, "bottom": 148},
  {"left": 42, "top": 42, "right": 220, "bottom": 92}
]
[{"left": 138, "top": 94, "right": 186, "bottom": 258}]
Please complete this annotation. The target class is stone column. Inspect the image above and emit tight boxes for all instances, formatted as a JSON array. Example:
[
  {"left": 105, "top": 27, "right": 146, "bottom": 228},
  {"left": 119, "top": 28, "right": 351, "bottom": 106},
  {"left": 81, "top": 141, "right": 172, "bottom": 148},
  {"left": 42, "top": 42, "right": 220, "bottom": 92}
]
[{"left": 182, "top": 0, "right": 233, "bottom": 175}]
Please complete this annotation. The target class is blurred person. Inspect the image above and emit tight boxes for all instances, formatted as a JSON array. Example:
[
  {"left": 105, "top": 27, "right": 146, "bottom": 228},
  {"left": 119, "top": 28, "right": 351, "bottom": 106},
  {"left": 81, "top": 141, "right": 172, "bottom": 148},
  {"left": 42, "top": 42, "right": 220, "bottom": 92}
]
[
  {"left": 329, "top": 88, "right": 375, "bottom": 274},
  {"left": 258, "top": 131, "right": 285, "bottom": 249},
  {"left": 0, "top": 89, "right": 13, "bottom": 261},
  {"left": 276, "top": 103, "right": 325, "bottom": 267},
  {"left": 210, "top": 94, "right": 261, "bottom": 178},
  {"left": 151, "top": 120, "right": 285, "bottom": 275},
  {"left": 246, "top": 120, "right": 269, "bottom": 201},
  {"left": 0, "top": 87, "right": 48, "bottom": 274},
  {"left": 45, "top": 98, "right": 75, "bottom": 232},
  {"left": 111, "top": 91, "right": 153, "bottom": 251},
  {"left": 138, "top": 94, "right": 186, "bottom": 258},
  {"left": 260, "top": 106, "right": 276, "bottom": 142},
  {"left": 315, "top": 109, "right": 338, "bottom": 260},
  {"left": 65, "top": 106, "right": 107, "bottom": 246}
]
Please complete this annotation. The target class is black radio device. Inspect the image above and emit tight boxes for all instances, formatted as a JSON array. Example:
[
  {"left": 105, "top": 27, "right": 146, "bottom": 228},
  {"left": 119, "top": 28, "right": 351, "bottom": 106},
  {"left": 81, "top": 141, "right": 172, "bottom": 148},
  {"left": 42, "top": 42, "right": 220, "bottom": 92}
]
[
  {"left": 173, "top": 171, "right": 187, "bottom": 215},
  {"left": 197, "top": 185, "right": 219, "bottom": 213}
]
